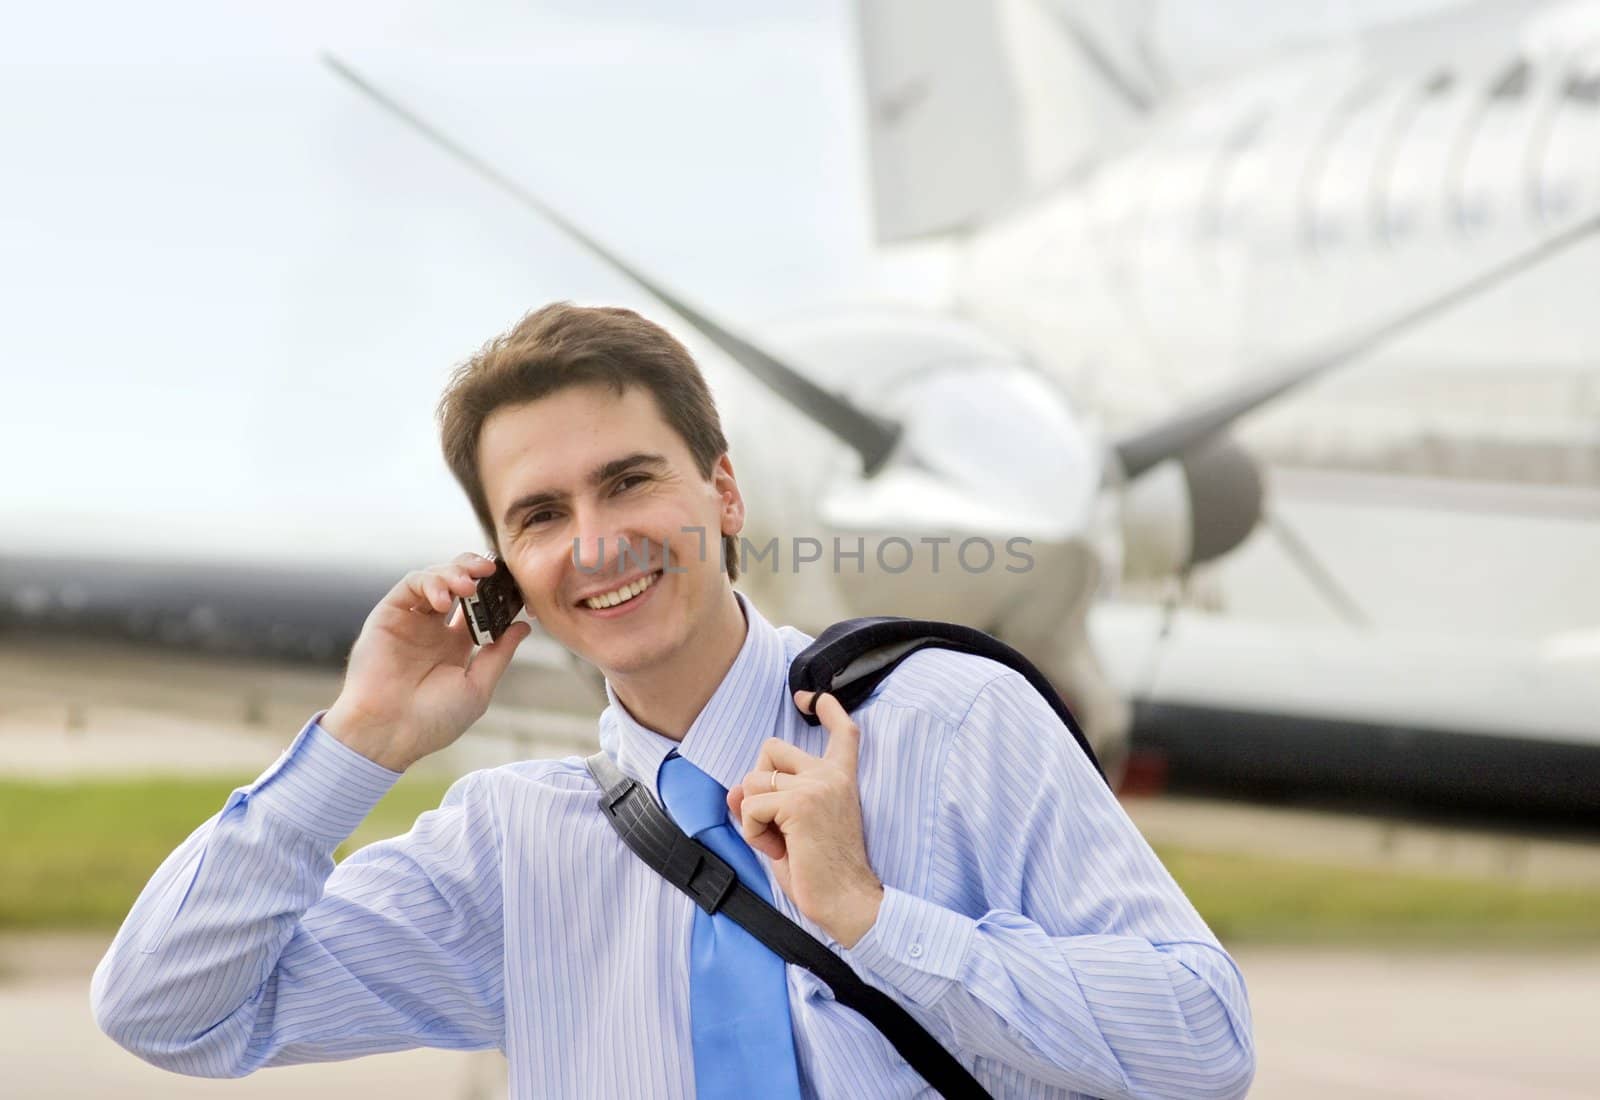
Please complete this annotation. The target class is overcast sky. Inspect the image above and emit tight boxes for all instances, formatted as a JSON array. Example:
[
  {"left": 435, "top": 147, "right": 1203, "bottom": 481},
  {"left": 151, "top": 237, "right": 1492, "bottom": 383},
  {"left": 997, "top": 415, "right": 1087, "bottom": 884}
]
[{"left": 1, "top": 0, "right": 1462, "bottom": 569}]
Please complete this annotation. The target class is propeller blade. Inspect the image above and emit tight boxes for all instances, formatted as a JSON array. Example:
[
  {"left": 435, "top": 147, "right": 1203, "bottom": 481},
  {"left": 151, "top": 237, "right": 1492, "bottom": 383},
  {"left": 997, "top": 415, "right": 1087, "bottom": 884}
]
[
  {"left": 322, "top": 54, "right": 903, "bottom": 476},
  {"left": 1263, "top": 510, "right": 1371, "bottom": 630},
  {"left": 1110, "top": 209, "right": 1600, "bottom": 480}
]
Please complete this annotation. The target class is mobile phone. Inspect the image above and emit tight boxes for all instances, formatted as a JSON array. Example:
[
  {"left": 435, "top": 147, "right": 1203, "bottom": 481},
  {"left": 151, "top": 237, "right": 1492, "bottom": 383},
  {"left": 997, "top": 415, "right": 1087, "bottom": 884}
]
[{"left": 459, "top": 553, "right": 525, "bottom": 646}]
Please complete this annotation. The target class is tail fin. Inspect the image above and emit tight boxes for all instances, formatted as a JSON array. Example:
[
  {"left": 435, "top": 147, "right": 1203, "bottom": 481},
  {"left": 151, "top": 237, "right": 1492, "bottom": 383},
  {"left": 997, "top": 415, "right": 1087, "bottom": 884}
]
[{"left": 854, "top": 0, "right": 1165, "bottom": 243}]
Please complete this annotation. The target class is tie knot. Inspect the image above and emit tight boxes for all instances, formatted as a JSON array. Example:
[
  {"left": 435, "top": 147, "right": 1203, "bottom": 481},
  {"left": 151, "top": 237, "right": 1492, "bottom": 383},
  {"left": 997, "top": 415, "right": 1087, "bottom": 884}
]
[{"left": 657, "top": 751, "right": 731, "bottom": 838}]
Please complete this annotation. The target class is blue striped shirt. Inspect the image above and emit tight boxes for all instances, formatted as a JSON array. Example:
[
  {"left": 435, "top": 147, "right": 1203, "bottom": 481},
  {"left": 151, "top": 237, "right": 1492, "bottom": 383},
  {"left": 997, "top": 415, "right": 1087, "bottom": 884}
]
[{"left": 91, "top": 588, "right": 1254, "bottom": 1098}]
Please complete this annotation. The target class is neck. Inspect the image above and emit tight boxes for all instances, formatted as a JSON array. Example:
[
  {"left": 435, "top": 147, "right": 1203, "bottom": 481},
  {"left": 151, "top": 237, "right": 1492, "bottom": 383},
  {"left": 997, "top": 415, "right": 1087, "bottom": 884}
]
[{"left": 607, "top": 585, "right": 748, "bottom": 741}]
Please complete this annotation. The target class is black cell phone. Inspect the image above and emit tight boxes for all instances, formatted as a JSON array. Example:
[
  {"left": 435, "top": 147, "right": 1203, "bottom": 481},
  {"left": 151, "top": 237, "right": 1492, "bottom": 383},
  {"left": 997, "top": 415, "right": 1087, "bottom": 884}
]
[{"left": 459, "top": 553, "right": 525, "bottom": 646}]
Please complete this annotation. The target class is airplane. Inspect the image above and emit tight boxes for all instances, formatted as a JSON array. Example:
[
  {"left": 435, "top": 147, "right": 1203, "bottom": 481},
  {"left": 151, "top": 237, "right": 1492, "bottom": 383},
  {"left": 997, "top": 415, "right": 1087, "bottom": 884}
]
[
  {"left": 847, "top": 0, "right": 1600, "bottom": 817},
  {"left": 3, "top": 3, "right": 1597, "bottom": 817},
  {"left": 866, "top": 0, "right": 1600, "bottom": 477}
]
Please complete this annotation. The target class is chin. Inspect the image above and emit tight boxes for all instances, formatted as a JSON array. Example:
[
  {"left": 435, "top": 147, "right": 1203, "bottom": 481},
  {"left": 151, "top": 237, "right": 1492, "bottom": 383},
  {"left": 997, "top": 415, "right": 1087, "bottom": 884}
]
[
  {"left": 588, "top": 634, "right": 681, "bottom": 679},
  {"left": 575, "top": 611, "right": 687, "bottom": 675}
]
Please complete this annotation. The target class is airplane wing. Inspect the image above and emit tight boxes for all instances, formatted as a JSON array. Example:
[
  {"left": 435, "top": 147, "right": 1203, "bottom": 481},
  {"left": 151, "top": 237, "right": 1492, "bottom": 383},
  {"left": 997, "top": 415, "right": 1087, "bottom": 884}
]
[{"left": 1109, "top": 208, "right": 1600, "bottom": 478}]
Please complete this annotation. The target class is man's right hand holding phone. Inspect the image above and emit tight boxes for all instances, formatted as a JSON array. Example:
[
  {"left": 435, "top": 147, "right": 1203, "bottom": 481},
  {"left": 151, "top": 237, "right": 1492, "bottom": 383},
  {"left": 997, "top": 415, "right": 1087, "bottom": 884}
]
[{"left": 321, "top": 552, "right": 533, "bottom": 772}]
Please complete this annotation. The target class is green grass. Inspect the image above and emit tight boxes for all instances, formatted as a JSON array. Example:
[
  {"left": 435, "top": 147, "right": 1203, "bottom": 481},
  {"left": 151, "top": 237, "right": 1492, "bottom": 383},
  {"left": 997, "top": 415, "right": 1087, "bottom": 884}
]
[
  {"left": 1155, "top": 846, "right": 1600, "bottom": 946},
  {"left": 0, "top": 774, "right": 453, "bottom": 932},
  {"left": 3, "top": 775, "right": 1599, "bottom": 945}
]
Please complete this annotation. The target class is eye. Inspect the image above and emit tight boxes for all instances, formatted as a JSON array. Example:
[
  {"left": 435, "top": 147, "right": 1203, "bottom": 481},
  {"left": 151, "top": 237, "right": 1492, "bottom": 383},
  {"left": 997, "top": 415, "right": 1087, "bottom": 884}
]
[
  {"left": 614, "top": 474, "right": 647, "bottom": 493},
  {"left": 522, "top": 509, "right": 559, "bottom": 530}
]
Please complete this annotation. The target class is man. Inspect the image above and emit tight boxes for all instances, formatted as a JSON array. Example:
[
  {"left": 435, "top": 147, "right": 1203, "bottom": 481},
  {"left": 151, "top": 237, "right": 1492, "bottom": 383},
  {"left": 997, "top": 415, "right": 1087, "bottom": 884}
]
[{"left": 92, "top": 303, "right": 1255, "bottom": 1098}]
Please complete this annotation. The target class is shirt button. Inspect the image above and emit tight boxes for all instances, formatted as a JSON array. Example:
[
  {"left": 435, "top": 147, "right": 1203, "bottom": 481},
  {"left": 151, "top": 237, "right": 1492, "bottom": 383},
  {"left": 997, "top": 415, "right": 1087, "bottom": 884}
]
[{"left": 908, "top": 944, "right": 924, "bottom": 959}]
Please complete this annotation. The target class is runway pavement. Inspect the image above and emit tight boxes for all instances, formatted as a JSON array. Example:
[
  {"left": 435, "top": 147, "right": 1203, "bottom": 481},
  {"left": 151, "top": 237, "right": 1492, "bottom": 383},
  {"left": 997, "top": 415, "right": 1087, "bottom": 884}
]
[
  {"left": 6, "top": 933, "right": 1595, "bottom": 1098},
  {"left": 1239, "top": 946, "right": 1598, "bottom": 1098}
]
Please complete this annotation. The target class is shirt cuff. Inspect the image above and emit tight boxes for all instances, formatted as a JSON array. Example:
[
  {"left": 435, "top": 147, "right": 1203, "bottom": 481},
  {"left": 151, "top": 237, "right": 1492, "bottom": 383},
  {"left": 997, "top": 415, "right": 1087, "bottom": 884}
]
[
  {"left": 233, "top": 710, "right": 404, "bottom": 846},
  {"left": 844, "top": 886, "right": 977, "bottom": 1009}
]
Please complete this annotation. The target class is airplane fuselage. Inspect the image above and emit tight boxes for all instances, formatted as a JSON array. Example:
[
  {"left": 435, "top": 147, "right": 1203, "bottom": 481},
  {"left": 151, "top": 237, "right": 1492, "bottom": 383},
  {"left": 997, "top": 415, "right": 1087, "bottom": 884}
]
[{"left": 958, "top": 0, "right": 1600, "bottom": 486}]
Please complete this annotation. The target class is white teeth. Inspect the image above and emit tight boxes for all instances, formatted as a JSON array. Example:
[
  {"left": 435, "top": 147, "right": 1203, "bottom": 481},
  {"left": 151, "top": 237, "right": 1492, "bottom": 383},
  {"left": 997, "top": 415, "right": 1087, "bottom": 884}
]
[{"left": 584, "top": 571, "right": 658, "bottom": 610}]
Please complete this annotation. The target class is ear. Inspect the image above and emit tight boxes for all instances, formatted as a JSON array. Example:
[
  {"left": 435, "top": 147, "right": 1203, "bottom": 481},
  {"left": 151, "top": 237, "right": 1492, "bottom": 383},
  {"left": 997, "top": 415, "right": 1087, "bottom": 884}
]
[{"left": 712, "top": 453, "right": 746, "bottom": 538}]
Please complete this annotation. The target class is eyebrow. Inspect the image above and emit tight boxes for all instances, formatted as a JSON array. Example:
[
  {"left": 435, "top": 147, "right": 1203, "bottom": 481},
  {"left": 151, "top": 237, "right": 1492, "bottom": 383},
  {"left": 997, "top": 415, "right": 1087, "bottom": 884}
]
[{"left": 500, "top": 452, "right": 669, "bottom": 530}]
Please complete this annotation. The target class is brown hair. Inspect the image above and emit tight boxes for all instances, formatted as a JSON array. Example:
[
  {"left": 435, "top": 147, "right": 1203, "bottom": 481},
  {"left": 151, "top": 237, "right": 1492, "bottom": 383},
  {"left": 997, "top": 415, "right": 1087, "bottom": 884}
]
[{"left": 437, "top": 302, "right": 739, "bottom": 581}]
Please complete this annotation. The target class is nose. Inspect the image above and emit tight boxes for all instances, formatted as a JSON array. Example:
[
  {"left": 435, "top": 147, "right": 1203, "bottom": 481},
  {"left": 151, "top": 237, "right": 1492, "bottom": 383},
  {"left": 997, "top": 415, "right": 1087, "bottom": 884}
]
[
  {"left": 569, "top": 507, "right": 649, "bottom": 580},
  {"left": 570, "top": 514, "right": 610, "bottom": 578}
]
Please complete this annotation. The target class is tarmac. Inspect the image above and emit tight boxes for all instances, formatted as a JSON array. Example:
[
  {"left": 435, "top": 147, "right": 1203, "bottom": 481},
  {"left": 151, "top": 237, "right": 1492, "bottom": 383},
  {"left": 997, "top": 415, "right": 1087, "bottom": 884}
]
[{"left": 5, "top": 933, "right": 1596, "bottom": 1098}]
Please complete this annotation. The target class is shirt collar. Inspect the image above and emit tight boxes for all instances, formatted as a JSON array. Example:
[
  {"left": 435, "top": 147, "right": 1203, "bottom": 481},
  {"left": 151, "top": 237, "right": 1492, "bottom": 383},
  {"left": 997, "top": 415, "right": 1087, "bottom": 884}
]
[{"left": 604, "top": 588, "right": 787, "bottom": 795}]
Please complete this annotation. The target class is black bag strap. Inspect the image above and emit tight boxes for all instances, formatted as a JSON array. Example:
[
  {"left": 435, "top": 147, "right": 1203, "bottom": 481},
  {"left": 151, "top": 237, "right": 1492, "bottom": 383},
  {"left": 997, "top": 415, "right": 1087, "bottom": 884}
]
[
  {"left": 583, "top": 748, "right": 992, "bottom": 1100},
  {"left": 788, "top": 615, "right": 1104, "bottom": 782}
]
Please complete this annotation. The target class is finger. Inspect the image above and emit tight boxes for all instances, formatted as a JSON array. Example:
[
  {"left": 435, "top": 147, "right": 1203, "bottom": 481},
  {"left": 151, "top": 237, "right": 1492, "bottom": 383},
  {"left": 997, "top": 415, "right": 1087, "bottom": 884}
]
[
  {"left": 727, "top": 786, "right": 774, "bottom": 855},
  {"left": 744, "top": 824, "right": 785, "bottom": 862},
  {"left": 753, "top": 736, "right": 819, "bottom": 778},
  {"left": 814, "top": 693, "right": 860, "bottom": 772},
  {"left": 739, "top": 768, "right": 790, "bottom": 796},
  {"left": 793, "top": 688, "right": 818, "bottom": 715},
  {"left": 735, "top": 790, "right": 788, "bottom": 859},
  {"left": 427, "top": 573, "right": 455, "bottom": 612},
  {"left": 735, "top": 787, "right": 781, "bottom": 833},
  {"left": 455, "top": 551, "right": 498, "bottom": 574},
  {"left": 423, "top": 568, "right": 472, "bottom": 612},
  {"left": 437, "top": 565, "right": 481, "bottom": 597},
  {"left": 387, "top": 570, "right": 453, "bottom": 615},
  {"left": 465, "top": 619, "right": 532, "bottom": 692}
]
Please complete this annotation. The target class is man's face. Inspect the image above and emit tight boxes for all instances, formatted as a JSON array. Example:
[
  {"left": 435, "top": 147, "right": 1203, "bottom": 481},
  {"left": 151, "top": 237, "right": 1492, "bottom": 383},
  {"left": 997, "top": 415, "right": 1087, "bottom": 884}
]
[{"left": 478, "top": 383, "right": 744, "bottom": 677}]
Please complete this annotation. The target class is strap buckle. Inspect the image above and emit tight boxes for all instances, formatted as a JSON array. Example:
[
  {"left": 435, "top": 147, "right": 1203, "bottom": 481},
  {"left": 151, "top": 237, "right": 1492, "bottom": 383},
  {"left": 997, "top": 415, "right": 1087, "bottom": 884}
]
[
  {"left": 664, "top": 833, "right": 738, "bottom": 914},
  {"left": 603, "top": 775, "right": 636, "bottom": 812}
]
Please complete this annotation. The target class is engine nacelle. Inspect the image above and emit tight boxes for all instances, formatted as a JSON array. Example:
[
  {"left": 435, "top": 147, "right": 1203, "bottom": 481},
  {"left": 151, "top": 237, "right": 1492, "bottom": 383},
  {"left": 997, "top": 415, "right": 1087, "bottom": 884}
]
[{"left": 1117, "top": 434, "right": 1265, "bottom": 581}]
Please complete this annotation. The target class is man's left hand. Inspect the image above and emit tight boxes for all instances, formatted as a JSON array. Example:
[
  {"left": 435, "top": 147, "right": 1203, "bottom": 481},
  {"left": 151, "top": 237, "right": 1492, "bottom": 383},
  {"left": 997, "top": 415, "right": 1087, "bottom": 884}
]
[{"left": 727, "top": 690, "right": 885, "bottom": 948}]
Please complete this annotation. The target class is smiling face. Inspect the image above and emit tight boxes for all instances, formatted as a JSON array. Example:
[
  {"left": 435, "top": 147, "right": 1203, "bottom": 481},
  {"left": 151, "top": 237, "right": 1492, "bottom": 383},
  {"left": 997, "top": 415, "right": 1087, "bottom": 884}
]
[{"left": 478, "top": 382, "right": 745, "bottom": 679}]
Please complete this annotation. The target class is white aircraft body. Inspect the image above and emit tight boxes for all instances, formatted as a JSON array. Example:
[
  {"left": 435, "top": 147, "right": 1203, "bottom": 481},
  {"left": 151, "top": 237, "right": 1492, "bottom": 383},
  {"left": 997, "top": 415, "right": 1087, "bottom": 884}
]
[
  {"left": 865, "top": 1, "right": 1600, "bottom": 478},
  {"left": 848, "top": 0, "right": 1600, "bottom": 814}
]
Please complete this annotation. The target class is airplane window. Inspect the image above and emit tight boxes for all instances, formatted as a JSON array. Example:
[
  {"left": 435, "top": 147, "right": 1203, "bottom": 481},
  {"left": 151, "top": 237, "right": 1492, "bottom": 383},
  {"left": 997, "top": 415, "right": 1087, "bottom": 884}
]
[
  {"left": 1539, "top": 183, "right": 1577, "bottom": 220},
  {"left": 1456, "top": 58, "right": 1541, "bottom": 233},
  {"left": 1379, "top": 76, "right": 1467, "bottom": 245},
  {"left": 1311, "top": 213, "right": 1344, "bottom": 248},
  {"left": 1488, "top": 58, "right": 1531, "bottom": 99},
  {"left": 1302, "top": 83, "right": 1404, "bottom": 256},
  {"left": 1456, "top": 198, "right": 1490, "bottom": 233},
  {"left": 1534, "top": 54, "right": 1600, "bottom": 223},
  {"left": 1201, "top": 111, "right": 1267, "bottom": 246},
  {"left": 1565, "top": 69, "right": 1600, "bottom": 103},
  {"left": 1296, "top": 88, "right": 1370, "bottom": 256},
  {"left": 1384, "top": 206, "right": 1416, "bottom": 240},
  {"left": 1366, "top": 70, "right": 1455, "bottom": 245}
]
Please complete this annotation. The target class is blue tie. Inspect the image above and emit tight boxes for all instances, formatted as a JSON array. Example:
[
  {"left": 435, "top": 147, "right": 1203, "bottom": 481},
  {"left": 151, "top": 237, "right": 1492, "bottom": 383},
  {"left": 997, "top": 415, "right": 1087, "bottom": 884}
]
[{"left": 657, "top": 749, "right": 804, "bottom": 1099}]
